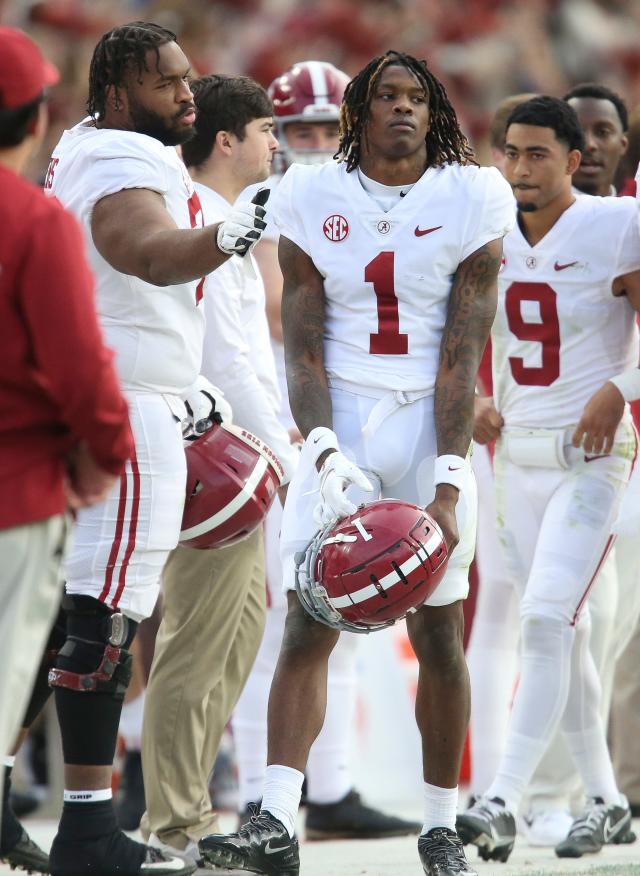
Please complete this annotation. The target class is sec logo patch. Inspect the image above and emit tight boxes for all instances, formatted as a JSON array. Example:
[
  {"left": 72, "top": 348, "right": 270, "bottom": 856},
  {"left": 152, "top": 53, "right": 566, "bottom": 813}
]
[{"left": 323, "top": 214, "right": 349, "bottom": 242}]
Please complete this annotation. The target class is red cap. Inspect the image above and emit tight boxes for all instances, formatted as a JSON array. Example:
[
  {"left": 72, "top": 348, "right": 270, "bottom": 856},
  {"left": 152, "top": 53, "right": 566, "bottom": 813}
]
[{"left": 0, "top": 27, "right": 60, "bottom": 111}]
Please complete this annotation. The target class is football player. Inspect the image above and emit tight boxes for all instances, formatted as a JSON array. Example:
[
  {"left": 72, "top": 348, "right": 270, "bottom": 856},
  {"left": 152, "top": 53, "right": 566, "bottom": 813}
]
[
  {"left": 138, "top": 72, "right": 301, "bottom": 862},
  {"left": 458, "top": 96, "right": 640, "bottom": 862},
  {"left": 200, "top": 50, "right": 514, "bottom": 876},
  {"left": 232, "top": 60, "right": 421, "bottom": 842},
  {"left": 42, "top": 22, "right": 268, "bottom": 876}
]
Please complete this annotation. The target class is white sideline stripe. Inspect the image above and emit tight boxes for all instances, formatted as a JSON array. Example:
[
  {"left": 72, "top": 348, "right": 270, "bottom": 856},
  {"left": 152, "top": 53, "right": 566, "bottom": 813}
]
[
  {"left": 329, "top": 529, "right": 443, "bottom": 609},
  {"left": 180, "top": 456, "right": 268, "bottom": 540},
  {"left": 307, "top": 60, "right": 328, "bottom": 103}
]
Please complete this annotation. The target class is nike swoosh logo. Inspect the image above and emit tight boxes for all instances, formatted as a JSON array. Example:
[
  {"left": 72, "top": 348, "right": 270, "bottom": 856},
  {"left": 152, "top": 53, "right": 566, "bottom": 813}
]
[
  {"left": 415, "top": 225, "right": 443, "bottom": 237},
  {"left": 584, "top": 454, "right": 609, "bottom": 463},
  {"left": 603, "top": 814, "right": 626, "bottom": 842},
  {"left": 264, "top": 841, "right": 291, "bottom": 855},
  {"left": 554, "top": 261, "right": 578, "bottom": 271},
  {"left": 448, "top": 466, "right": 461, "bottom": 471}
]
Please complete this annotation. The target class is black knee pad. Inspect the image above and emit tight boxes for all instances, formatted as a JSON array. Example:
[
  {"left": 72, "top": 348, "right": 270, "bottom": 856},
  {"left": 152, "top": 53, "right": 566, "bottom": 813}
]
[{"left": 49, "top": 595, "right": 138, "bottom": 701}]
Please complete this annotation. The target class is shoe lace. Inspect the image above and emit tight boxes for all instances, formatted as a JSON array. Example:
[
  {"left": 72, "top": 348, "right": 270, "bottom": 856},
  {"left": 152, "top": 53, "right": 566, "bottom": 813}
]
[
  {"left": 472, "top": 796, "right": 505, "bottom": 820},
  {"left": 423, "top": 829, "right": 467, "bottom": 865},
  {"left": 238, "top": 804, "right": 284, "bottom": 841},
  {"left": 566, "top": 800, "right": 607, "bottom": 839}
]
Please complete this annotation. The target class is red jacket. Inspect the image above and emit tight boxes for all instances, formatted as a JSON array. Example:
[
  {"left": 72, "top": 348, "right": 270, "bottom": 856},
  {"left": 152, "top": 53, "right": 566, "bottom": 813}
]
[{"left": 0, "top": 164, "right": 133, "bottom": 529}]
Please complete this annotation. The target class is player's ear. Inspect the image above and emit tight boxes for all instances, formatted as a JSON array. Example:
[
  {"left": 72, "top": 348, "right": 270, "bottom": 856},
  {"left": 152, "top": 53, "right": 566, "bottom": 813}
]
[
  {"left": 215, "top": 129, "right": 234, "bottom": 155},
  {"left": 620, "top": 133, "right": 629, "bottom": 157},
  {"left": 566, "top": 148, "right": 581, "bottom": 176}
]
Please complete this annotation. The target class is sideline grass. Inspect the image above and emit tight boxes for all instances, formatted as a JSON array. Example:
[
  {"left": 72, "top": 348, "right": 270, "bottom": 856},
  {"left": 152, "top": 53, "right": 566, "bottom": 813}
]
[{"left": 525, "top": 869, "right": 640, "bottom": 876}]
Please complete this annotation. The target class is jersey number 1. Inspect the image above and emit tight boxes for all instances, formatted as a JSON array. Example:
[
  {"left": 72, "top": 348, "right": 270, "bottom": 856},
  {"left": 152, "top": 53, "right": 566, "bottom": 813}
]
[{"left": 365, "top": 252, "right": 408, "bottom": 354}]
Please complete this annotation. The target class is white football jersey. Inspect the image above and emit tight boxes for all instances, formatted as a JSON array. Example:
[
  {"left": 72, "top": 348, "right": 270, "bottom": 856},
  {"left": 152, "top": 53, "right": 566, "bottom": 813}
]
[
  {"left": 493, "top": 195, "right": 640, "bottom": 428},
  {"left": 48, "top": 122, "right": 205, "bottom": 394},
  {"left": 271, "top": 161, "right": 514, "bottom": 392}
]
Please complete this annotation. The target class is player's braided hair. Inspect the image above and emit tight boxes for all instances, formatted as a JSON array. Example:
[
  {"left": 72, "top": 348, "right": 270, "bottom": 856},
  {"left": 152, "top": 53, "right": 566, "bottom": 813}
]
[
  {"left": 88, "top": 21, "right": 177, "bottom": 121},
  {"left": 336, "top": 50, "right": 476, "bottom": 172}
]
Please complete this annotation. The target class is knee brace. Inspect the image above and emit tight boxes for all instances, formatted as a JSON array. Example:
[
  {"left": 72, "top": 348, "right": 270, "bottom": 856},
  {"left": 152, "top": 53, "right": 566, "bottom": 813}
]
[{"left": 48, "top": 595, "right": 138, "bottom": 701}]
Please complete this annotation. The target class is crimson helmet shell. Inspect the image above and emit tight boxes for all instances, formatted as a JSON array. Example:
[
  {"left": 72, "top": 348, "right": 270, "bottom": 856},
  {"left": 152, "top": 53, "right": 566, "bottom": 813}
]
[
  {"left": 295, "top": 499, "right": 449, "bottom": 633},
  {"left": 180, "top": 423, "right": 284, "bottom": 550},
  {"left": 268, "top": 61, "right": 350, "bottom": 171}
]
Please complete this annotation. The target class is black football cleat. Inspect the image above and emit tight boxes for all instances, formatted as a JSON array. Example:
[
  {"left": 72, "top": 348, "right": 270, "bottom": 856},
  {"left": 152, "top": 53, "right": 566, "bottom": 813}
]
[
  {"left": 50, "top": 827, "right": 196, "bottom": 876},
  {"left": 0, "top": 826, "right": 50, "bottom": 873},
  {"left": 418, "top": 828, "right": 478, "bottom": 875},
  {"left": 555, "top": 796, "right": 636, "bottom": 858},
  {"left": 456, "top": 796, "right": 516, "bottom": 862},
  {"left": 199, "top": 806, "right": 299, "bottom": 875},
  {"left": 305, "top": 789, "right": 421, "bottom": 840}
]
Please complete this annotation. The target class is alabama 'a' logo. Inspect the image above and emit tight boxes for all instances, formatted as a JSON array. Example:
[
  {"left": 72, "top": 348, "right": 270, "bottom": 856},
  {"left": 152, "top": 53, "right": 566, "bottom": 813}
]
[{"left": 323, "top": 214, "right": 349, "bottom": 242}]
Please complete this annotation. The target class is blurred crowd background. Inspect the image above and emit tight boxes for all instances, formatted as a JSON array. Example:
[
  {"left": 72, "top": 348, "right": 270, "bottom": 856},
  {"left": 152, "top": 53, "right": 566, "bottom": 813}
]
[
  {"left": 0, "top": 0, "right": 640, "bottom": 177},
  {"left": 2, "top": 0, "right": 640, "bottom": 180}
]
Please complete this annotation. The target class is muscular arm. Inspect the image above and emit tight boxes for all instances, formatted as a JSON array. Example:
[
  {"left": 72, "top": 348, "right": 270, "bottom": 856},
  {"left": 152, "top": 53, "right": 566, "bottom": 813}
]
[
  {"left": 435, "top": 238, "right": 503, "bottom": 458},
  {"left": 279, "top": 235, "right": 332, "bottom": 438},
  {"left": 91, "top": 188, "right": 230, "bottom": 286}
]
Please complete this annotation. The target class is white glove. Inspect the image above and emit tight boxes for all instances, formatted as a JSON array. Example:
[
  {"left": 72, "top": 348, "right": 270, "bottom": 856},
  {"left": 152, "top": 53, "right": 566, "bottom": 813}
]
[
  {"left": 314, "top": 451, "right": 373, "bottom": 526},
  {"left": 216, "top": 189, "right": 269, "bottom": 256},
  {"left": 181, "top": 376, "right": 232, "bottom": 439}
]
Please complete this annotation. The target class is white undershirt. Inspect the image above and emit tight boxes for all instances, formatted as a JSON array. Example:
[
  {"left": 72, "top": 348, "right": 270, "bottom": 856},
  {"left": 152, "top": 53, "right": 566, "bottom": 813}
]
[{"left": 357, "top": 167, "right": 415, "bottom": 212}]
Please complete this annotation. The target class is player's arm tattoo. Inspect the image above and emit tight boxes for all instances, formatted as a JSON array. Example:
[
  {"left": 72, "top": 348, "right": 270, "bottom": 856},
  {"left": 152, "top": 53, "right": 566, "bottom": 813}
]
[
  {"left": 280, "top": 236, "right": 333, "bottom": 438},
  {"left": 435, "top": 237, "right": 503, "bottom": 457}
]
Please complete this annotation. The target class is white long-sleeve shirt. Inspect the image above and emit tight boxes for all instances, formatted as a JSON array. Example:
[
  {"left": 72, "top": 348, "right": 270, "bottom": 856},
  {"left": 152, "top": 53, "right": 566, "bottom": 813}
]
[{"left": 196, "top": 182, "right": 298, "bottom": 484}]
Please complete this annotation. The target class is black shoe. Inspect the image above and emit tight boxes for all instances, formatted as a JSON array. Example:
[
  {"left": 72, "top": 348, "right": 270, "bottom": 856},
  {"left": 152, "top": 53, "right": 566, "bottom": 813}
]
[
  {"left": 199, "top": 806, "right": 299, "bottom": 875},
  {"left": 0, "top": 827, "right": 50, "bottom": 873},
  {"left": 419, "top": 828, "right": 478, "bottom": 875},
  {"left": 10, "top": 789, "right": 41, "bottom": 819},
  {"left": 305, "top": 789, "right": 421, "bottom": 840},
  {"left": 555, "top": 796, "right": 636, "bottom": 858},
  {"left": 50, "top": 827, "right": 196, "bottom": 876},
  {"left": 116, "top": 750, "right": 146, "bottom": 832},
  {"left": 456, "top": 796, "right": 516, "bottom": 862}
]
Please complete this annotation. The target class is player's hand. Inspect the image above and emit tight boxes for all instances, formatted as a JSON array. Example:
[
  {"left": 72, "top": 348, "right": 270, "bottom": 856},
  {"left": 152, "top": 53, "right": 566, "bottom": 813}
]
[
  {"left": 473, "top": 395, "right": 503, "bottom": 444},
  {"left": 314, "top": 451, "right": 373, "bottom": 526},
  {"left": 572, "top": 381, "right": 625, "bottom": 455},
  {"left": 216, "top": 189, "right": 269, "bottom": 256},
  {"left": 64, "top": 442, "right": 118, "bottom": 509},
  {"left": 182, "top": 375, "right": 233, "bottom": 439},
  {"left": 425, "top": 484, "right": 459, "bottom": 554}
]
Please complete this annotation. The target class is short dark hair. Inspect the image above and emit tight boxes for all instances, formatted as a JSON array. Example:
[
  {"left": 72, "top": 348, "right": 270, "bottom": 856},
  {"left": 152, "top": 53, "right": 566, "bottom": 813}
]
[
  {"left": 506, "top": 96, "right": 585, "bottom": 152},
  {"left": 88, "top": 21, "right": 176, "bottom": 121},
  {"left": 489, "top": 93, "right": 539, "bottom": 151},
  {"left": 563, "top": 82, "right": 628, "bottom": 132},
  {"left": 181, "top": 75, "right": 273, "bottom": 169},
  {"left": 0, "top": 95, "right": 43, "bottom": 149},
  {"left": 337, "top": 50, "right": 476, "bottom": 172}
]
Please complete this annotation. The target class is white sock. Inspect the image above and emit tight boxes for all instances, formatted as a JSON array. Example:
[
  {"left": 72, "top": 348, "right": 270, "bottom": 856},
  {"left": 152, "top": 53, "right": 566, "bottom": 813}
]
[
  {"left": 467, "top": 621, "right": 518, "bottom": 795},
  {"left": 261, "top": 765, "right": 305, "bottom": 838},
  {"left": 423, "top": 783, "right": 458, "bottom": 833},
  {"left": 306, "top": 634, "right": 357, "bottom": 805},
  {"left": 3, "top": 756, "right": 16, "bottom": 768},
  {"left": 563, "top": 725, "right": 621, "bottom": 805},
  {"left": 64, "top": 788, "right": 113, "bottom": 803},
  {"left": 487, "top": 731, "right": 547, "bottom": 812},
  {"left": 118, "top": 690, "right": 145, "bottom": 752}
]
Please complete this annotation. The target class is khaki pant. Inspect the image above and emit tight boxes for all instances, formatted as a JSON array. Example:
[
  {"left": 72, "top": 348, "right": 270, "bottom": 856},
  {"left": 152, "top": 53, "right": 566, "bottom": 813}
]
[
  {"left": 140, "top": 528, "right": 266, "bottom": 849},
  {"left": 610, "top": 618, "right": 640, "bottom": 804},
  {"left": 0, "top": 516, "right": 67, "bottom": 818}
]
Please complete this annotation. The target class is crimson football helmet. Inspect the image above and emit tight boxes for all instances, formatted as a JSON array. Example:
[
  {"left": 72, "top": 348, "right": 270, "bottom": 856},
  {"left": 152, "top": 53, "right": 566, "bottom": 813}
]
[
  {"left": 180, "top": 423, "right": 284, "bottom": 549},
  {"left": 268, "top": 60, "right": 350, "bottom": 172},
  {"left": 295, "top": 499, "right": 449, "bottom": 633}
]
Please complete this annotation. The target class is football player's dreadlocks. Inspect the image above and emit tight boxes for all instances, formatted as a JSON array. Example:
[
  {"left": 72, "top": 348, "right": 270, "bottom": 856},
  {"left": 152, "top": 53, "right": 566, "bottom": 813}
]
[
  {"left": 337, "top": 50, "right": 476, "bottom": 172},
  {"left": 88, "top": 21, "right": 177, "bottom": 121}
]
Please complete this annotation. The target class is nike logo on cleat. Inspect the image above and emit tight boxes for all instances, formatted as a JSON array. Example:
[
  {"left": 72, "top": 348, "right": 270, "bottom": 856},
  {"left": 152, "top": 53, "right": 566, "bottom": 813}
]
[
  {"left": 264, "top": 840, "right": 292, "bottom": 855},
  {"left": 415, "top": 225, "right": 443, "bottom": 237}
]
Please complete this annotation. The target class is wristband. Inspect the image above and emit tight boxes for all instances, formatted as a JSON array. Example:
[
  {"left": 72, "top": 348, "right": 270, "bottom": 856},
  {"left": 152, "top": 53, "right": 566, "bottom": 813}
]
[
  {"left": 305, "top": 427, "right": 339, "bottom": 467},
  {"left": 434, "top": 454, "right": 466, "bottom": 491},
  {"left": 609, "top": 368, "right": 640, "bottom": 403}
]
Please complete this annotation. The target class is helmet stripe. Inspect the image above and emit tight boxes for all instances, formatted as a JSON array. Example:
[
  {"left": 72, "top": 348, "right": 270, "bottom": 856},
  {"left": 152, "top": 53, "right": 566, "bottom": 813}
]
[
  {"left": 306, "top": 60, "right": 330, "bottom": 103},
  {"left": 180, "top": 455, "right": 268, "bottom": 540}
]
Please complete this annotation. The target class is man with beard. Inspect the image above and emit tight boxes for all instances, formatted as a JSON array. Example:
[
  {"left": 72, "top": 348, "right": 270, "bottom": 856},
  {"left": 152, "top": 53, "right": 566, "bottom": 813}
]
[{"left": 43, "top": 21, "right": 268, "bottom": 876}]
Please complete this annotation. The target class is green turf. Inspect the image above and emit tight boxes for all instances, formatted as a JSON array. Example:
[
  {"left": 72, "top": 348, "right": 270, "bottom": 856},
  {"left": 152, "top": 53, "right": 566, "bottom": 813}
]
[{"left": 523, "top": 869, "right": 640, "bottom": 876}]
